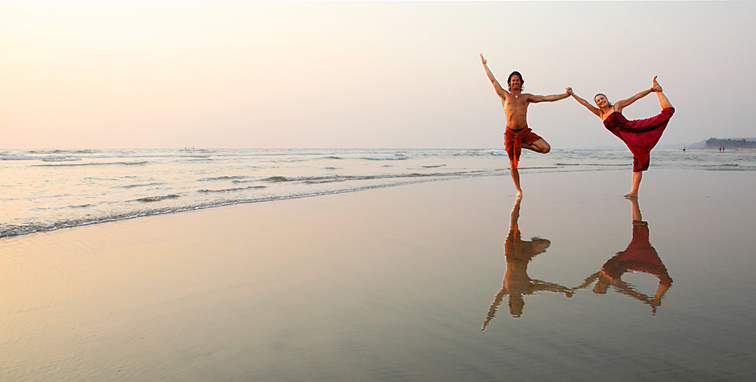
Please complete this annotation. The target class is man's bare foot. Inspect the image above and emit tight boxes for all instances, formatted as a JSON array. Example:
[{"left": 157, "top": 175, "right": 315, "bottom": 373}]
[
  {"left": 652, "top": 76, "right": 663, "bottom": 92},
  {"left": 516, "top": 190, "right": 522, "bottom": 199},
  {"left": 624, "top": 192, "right": 638, "bottom": 199}
]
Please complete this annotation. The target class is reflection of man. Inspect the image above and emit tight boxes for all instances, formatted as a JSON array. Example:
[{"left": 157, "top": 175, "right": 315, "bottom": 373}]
[
  {"left": 482, "top": 198, "right": 573, "bottom": 331},
  {"left": 575, "top": 198, "right": 672, "bottom": 314}
]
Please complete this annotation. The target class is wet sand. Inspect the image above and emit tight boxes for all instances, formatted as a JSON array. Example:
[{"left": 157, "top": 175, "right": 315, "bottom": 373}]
[{"left": 2, "top": 169, "right": 755, "bottom": 381}]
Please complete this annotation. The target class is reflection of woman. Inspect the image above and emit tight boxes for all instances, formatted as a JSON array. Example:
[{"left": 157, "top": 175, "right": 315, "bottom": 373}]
[
  {"left": 482, "top": 198, "right": 573, "bottom": 331},
  {"left": 575, "top": 198, "right": 672, "bottom": 314},
  {"left": 568, "top": 77, "right": 674, "bottom": 198}
]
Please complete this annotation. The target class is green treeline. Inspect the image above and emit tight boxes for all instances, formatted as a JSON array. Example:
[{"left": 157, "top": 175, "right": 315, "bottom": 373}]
[{"left": 705, "top": 138, "right": 756, "bottom": 149}]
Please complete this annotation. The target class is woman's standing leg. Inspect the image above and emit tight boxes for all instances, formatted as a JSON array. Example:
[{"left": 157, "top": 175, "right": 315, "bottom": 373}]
[{"left": 625, "top": 171, "right": 642, "bottom": 198}]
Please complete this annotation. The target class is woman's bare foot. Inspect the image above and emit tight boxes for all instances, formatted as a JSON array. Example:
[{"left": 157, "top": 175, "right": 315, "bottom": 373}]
[
  {"left": 652, "top": 76, "right": 663, "bottom": 92},
  {"left": 624, "top": 192, "right": 638, "bottom": 199}
]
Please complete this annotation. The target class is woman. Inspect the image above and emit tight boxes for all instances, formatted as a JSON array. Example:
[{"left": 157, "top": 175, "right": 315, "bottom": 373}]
[{"left": 568, "top": 77, "right": 674, "bottom": 198}]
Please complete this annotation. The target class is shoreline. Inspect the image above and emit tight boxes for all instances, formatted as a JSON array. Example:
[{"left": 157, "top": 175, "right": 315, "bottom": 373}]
[
  {"left": 6, "top": 161, "right": 756, "bottom": 240},
  {"left": 0, "top": 173, "right": 491, "bottom": 240}
]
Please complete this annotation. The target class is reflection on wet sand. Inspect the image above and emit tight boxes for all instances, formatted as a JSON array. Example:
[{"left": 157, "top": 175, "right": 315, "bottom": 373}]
[
  {"left": 574, "top": 197, "right": 672, "bottom": 315},
  {"left": 482, "top": 198, "right": 573, "bottom": 331}
]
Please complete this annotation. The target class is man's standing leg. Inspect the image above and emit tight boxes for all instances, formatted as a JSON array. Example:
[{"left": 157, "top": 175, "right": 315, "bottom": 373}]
[
  {"left": 510, "top": 158, "right": 522, "bottom": 198},
  {"left": 514, "top": 137, "right": 549, "bottom": 197}
]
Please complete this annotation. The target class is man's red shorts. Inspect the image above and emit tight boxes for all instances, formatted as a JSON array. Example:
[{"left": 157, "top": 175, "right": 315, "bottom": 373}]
[{"left": 504, "top": 126, "right": 542, "bottom": 169}]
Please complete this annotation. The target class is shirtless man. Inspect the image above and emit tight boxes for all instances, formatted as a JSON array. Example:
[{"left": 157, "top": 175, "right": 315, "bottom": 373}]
[{"left": 481, "top": 53, "right": 570, "bottom": 197}]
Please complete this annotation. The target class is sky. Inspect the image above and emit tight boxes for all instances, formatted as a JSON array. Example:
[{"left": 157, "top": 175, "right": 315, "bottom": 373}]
[{"left": 1, "top": 1, "right": 754, "bottom": 149}]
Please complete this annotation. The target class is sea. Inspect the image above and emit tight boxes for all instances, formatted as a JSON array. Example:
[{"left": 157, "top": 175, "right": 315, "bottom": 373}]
[{"left": 2, "top": 147, "right": 754, "bottom": 238}]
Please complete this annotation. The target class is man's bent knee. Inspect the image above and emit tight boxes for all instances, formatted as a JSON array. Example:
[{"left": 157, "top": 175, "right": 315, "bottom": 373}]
[{"left": 533, "top": 139, "right": 550, "bottom": 154}]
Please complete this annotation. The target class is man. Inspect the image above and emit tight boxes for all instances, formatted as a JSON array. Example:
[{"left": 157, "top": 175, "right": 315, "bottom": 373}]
[{"left": 480, "top": 53, "right": 569, "bottom": 197}]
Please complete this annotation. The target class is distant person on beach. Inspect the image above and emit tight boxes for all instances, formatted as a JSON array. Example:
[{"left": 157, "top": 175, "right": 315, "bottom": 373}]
[
  {"left": 480, "top": 53, "right": 570, "bottom": 197},
  {"left": 482, "top": 198, "right": 573, "bottom": 330},
  {"left": 568, "top": 77, "right": 674, "bottom": 198}
]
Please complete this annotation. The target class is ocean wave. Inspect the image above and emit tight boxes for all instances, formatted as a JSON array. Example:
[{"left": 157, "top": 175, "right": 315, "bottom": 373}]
[
  {"left": 33, "top": 161, "right": 148, "bottom": 167},
  {"left": 134, "top": 194, "right": 181, "bottom": 202},
  {"left": 198, "top": 186, "right": 267, "bottom": 193},
  {"left": 262, "top": 176, "right": 289, "bottom": 183},
  {"left": 27, "top": 149, "right": 100, "bottom": 155},
  {"left": 178, "top": 148, "right": 213, "bottom": 153},
  {"left": 42, "top": 156, "right": 81, "bottom": 162},
  {"left": 362, "top": 156, "right": 408, "bottom": 161},
  {"left": 122, "top": 182, "right": 165, "bottom": 189},
  {"left": 701, "top": 165, "right": 756, "bottom": 171},
  {"left": 553, "top": 163, "right": 628, "bottom": 167},
  {"left": 258, "top": 171, "right": 489, "bottom": 185},
  {"left": 199, "top": 175, "right": 249, "bottom": 182}
]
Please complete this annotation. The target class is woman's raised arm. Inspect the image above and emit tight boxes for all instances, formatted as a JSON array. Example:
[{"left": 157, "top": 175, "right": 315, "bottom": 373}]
[
  {"left": 614, "top": 76, "right": 660, "bottom": 112},
  {"left": 568, "top": 88, "right": 602, "bottom": 118}
]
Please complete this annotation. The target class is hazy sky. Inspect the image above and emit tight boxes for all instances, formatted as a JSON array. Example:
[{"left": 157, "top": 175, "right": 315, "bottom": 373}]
[{"left": 1, "top": 2, "right": 754, "bottom": 149}]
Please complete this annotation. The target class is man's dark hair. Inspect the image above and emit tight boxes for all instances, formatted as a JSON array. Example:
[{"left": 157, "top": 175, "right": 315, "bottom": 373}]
[{"left": 507, "top": 71, "right": 524, "bottom": 91}]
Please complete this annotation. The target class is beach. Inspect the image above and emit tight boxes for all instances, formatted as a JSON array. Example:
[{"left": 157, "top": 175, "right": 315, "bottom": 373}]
[{"left": 2, "top": 168, "right": 755, "bottom": 381}]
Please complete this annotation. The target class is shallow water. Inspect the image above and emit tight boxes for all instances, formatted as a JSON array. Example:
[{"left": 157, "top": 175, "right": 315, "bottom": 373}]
[
  {"left": 1, "top": 169, "right": 755, "bottom": 381},
  {"left": 3, "top": 148, "right": 755, "bottom": 238}
]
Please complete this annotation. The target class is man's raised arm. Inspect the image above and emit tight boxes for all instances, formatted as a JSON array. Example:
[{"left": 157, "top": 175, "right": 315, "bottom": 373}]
[
  {"left": 480, "top": 54, "right": 508, "bottom": 98},
  {"left": 529, "top": 89, "right": 571, "bottom": 103}
]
